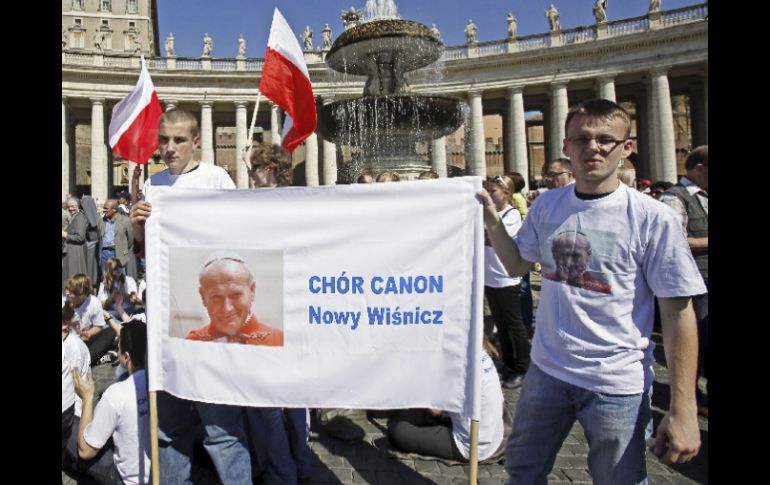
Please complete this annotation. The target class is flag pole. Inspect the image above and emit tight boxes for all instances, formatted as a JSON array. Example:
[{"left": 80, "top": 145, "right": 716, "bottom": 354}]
[
  {"left": 468, "top": 176, "right": 485, "bottom": 485},
  {"left": 469, "top": 420, "right": 480, "bottom": 484},
  {"left": 242, "top": 91, "right": 263, "bottom": 174},
  {"left": 149, "top": 390, "right": 160, "bottom": 485}
]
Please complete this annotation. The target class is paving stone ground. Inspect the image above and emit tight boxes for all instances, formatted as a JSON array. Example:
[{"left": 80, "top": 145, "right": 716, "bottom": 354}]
[{"left": 63, "top": 272, "right": 707, "bottom": 484}]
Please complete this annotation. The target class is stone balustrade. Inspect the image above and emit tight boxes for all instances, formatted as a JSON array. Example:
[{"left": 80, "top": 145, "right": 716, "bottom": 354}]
[{"left": 62, "top": 3, "right": 707, "bottom": 71}]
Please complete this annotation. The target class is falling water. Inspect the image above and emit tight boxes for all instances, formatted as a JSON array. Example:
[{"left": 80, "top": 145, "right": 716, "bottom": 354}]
[{"left": 363, "top": 0, "right": 400, "bottom": 22}]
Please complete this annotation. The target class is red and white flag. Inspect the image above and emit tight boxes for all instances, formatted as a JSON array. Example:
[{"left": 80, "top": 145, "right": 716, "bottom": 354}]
[
  {"left": 260, "top": 8, "right": 317, "bottom": 152},
  {"left": 108, "top": 56, "right": 163, "bottom": 164}
]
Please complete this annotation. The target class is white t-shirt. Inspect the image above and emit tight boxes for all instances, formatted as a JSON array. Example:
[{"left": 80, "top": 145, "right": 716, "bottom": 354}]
[
  {"left": 69, "top": 295, "right": 107, "bottom": 333},
  {"left": 97, "top": 276, "right": 140, "bottom": 309},
  {"left": 514, "top": 184, "right": 706, "bottom": 394},
  {"left": 62, "top": 330, "right": 91, "bottom": 415},
  {"left": 450, "top": 351, "right": 504, "bottom": 460},
  {"left": 84, "top": 369, "right": 151, "bottom": 485},
  {"left": 144, "top": 162, "right": 235, "bottom": 191},
  {"left": 484, "top": 205, "right": 523, "bottom": 288}
]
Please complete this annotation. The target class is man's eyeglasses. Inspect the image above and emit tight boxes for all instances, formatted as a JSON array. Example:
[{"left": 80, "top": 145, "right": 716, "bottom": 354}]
[
  {"left": 544, "top": 171, "right": 570, "bottom": 178},
  {"left": 566, "top": 135, "right": 627, "bottom": 152}
]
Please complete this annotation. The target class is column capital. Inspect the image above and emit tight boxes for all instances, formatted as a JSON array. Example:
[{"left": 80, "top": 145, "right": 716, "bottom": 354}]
[
  {"left": 506, "top": 86, "right": 524, "bottom": 97},
  {"left": 199, "top": 100, "right": 214, "bottom": 108},
  {"left": 649, "top": 66, "right": 669, "bottom": 77},
  {"left": 89, "top": 97, "right": 106, "bottom": 104},
  {"left": 234, "top": 100, "right": 249, "bottom": 108},
  {"left": 550, "top": 81, "right": 568, "bottom": 91},
  {"left": 467, "top": 89, "right": 483, "bottom": 99},
  {"left": 597, "top": 75, "right": 615, "bottom": 83},
  {"left": 320, "top": 95, "right": 335, "bottom": 105},
  {"left": 164, "top": 99, "right": 179, "bottom": 109},
  {"left": 62, "top": 95, "right": 68, "bottom": 104}
]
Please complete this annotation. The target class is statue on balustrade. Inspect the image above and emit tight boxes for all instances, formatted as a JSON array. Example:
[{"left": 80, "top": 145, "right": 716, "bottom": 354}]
[
  {"left": 165, "top": 32, "right": 175, "bottom": 57},
  {"left": 593, "top": 0, "right": 608, "bottom": 23},
  {"left": 301, "top": 26, "right": 313, "bottom": 50},
  {"left": 202, "top": 33, "right": 213, "bottom": 57},
  {"left": 545, "top": 4, "right": 561, "bottom": 31},
  {"left": 237, "top": 34, "right": 246, "bottom": 57},
  {"left": 430, "top": 24, "right": 441, "bottom": 40},
  {"left": 322, "top": 24, "right": 332, "bottom": 49},
  {"left": 507, "top": 13, "right": 518, "bottom": 39},
  {"left": 62, "top": 28, "right": 68, "bottom": 49},
  {"left": 649, "top": 0, "right": 661, "bottom": 13},
  {"left": 465, "top": 19, "right": 477, "bottom": 45}
]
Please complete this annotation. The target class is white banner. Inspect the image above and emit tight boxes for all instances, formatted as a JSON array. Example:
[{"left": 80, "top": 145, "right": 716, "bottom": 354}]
[{"left": 146, "top": 177, "right": 484, "bottom": 417}]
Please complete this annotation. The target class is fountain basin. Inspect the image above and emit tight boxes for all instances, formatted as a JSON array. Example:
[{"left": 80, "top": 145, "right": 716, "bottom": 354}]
[
  {"left": 317, "top": 95, "right": 466, "bottom": 145},
  {"left": 326, "top": 19, "right": 442, "bottom": 76}
]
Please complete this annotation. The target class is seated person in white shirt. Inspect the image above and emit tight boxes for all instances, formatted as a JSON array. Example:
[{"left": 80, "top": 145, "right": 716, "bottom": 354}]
[
  {"left": 65, "top": 274, "right": 115, "bottom": 367},
  {"left": 73, "top": 320, "right": 151, "bottom": 485},
  {"left": 62, "top": 302, "right": 91, "bottom": 467},
  {"left": 98, "top": 257, "right": 141, "bottom": 320}
]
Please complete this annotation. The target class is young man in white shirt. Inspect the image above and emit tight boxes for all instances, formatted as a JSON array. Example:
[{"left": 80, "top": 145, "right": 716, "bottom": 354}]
[{"left": 480, "top": 98, "right": 705, "bottom": 484}]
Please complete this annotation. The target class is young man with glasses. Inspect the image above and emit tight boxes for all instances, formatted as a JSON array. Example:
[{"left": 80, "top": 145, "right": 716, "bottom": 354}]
[
  {"left": 542, "top": 157, "right": 574, "bottom": 189},
  {"left": 480, "top": 98, "right": 705, "bottom": 483}
]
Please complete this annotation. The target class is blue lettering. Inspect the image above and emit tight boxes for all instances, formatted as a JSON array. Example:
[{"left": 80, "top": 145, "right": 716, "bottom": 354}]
[
  {"left": 371, "top": 277, "right": 384, "bottom": 295},
  {"left": 309, "top": 276, "right": 322, "bottom": 294}
]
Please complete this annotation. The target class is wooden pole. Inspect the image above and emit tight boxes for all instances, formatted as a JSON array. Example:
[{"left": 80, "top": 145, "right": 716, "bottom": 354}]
[
  {"left": 149, "top": 390, "right": 160, "bottom": 485},
  {"left": 469, "top": 419, "right": 480, "bottom": 484},
  {"left": 242, "top": 92, "right": 263, "bottom": 174}
]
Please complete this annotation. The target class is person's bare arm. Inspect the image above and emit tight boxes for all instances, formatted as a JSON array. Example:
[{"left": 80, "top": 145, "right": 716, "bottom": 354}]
[
  {"left": 477, "top": 190, "right": 533, "bottom": 277},
  {"left": 130, "top": 200, "right": 151, "bottom": 245},
  {"left": 687, "top": 237, "right": 708, "bottom": 253},
  {"left": 654, "top": 296, "right": 701, "bottom": 464},
  {"left": 72, "top": 370, "right": 101, "bottom": 460}
]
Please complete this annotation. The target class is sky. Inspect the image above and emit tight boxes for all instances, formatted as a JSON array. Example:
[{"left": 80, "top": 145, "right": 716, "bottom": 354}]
[{"left": 157, "top": 0, "right": 700, "bottom": 58}]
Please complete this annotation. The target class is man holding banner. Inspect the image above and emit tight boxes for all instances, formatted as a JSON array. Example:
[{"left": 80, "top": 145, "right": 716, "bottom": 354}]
[
  {"left": 130, "top": 108, "right": 245, "bottom": 483},
  {"left": 481, "top": 98, "right": 704, "bottom": 483}
]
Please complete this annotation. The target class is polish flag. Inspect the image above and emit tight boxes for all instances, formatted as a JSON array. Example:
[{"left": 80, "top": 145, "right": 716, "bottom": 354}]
[
  {"left": 260, "top": 8, "right": 317, "bottom": 152},
  {"left": 108, "top": 56, "right": 163, "bottom": 164}
]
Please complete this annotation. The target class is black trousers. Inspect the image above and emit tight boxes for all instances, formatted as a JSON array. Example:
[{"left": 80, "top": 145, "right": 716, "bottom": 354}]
[
  {"left": 86, "top": 326, "right": 117, "bottom": 367},
  {"left": 387, "top": 409, "right": 466, "bottom": 461},
  {"left": 485, "top": 285, "right": 530, "bottom": 374}
]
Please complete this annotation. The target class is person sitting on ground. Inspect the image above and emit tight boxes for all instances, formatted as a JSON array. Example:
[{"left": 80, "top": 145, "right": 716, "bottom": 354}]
[
  {"left": 98, "top": 257, "right": 141, "bottom": 321},
  {"left": 387, "top": 338, "right": 505, "bottom": 462},
  {"left": 72, "top": 320, "right": 151, "bottom": 485},
  {"left": 62, "top": 302, "right": 91, "bottom": 468},
  {"left": 65, "top": 274, "right": 115, "bottom": 366},
  {"left": 376, "top": 171, "right": 400, "bottom": 182}
]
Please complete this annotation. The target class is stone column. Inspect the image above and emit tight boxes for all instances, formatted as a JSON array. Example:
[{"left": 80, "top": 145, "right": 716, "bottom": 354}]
[
  {"left": 431, "top": 137, "right": 448, "bottom": 178},
  {"left": 199, "top": 100, "right": 214, "bottom": 163},
  {"left": 598, "top": 76, "right": 616, "bottom": 102},
  {"left": 90, "top": 98, "right": 109, "bottom": 202},
  {"left": 468, "top": 90, "right": 486, "bottom": 177},
  {"left": 234, "top": 101, "right": 249, "bottom": 188},
  {"left": 549, "top": 82, "right": 569, "bottom": 160},
  {"left": 643, "top": 78, "right": 659, "bottom": 180},
  {"left": 320, "top": 97, "right": 337, "bottom": 185},
  {"left": 650, "top": 67, "right": 677, "bottom": 183},
  {"left": 701, "top": 72, "right": 708, "bottom": 144},
  {"left": 164, "top": 100, "right": 178, "bottom": 111},
  {"left": 305, "top": 132, "right": 319, "bottom": 186},
  {"left": 62, "top": 96, "right": 72, "bottom": 199},
  {"left": 506, "top": 87, "right": 529, "bottom": 190},
  {"left": 634, "top": 93, "right": 652, "bottom": 179},
  {"left": 271, "top": 103, "right": 282, "bottom": 145}
]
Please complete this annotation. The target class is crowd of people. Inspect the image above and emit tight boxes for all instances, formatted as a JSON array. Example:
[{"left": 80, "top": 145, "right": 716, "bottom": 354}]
[{"left": 62, "top": 100, "right": 708, "bottom": 483}]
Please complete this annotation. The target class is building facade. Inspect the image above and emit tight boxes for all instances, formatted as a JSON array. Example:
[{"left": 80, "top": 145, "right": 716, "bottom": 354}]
[{"left": 62, "top": 2, "right": 708, "bottom": 200}]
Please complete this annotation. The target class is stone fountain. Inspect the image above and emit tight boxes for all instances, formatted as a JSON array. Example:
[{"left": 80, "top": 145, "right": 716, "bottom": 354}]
[{"left": 317, "top": 0, "right": 467, "bottom": 180}]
